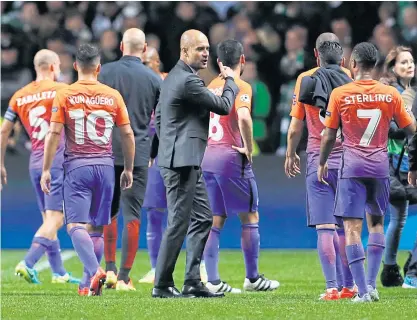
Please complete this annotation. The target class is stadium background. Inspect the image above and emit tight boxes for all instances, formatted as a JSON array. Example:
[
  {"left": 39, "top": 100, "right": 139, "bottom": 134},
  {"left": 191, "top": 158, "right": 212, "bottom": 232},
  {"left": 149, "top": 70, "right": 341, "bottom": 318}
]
[{"left": 1, "top": 1, "right": 416, "bottom": 249}]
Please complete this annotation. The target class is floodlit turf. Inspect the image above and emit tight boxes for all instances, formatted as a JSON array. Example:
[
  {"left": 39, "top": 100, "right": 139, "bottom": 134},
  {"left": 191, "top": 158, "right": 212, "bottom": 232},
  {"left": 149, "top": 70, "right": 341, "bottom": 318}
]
[{"left": 1, "top": 250, "right": 416, "bottom": 319}]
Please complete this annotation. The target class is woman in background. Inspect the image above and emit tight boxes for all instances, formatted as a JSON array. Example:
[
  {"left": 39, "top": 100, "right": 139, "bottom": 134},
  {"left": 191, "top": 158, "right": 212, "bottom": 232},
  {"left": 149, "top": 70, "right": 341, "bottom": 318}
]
[{"left": 380, "top": 46, "right": 415, "bottom": 287}]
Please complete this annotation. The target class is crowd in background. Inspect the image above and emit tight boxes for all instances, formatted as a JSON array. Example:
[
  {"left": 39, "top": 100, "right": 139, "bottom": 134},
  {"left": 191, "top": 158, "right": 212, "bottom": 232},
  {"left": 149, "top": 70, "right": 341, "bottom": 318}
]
[{"left": 2, "top": 1, "right": 417, "bottom": 155}]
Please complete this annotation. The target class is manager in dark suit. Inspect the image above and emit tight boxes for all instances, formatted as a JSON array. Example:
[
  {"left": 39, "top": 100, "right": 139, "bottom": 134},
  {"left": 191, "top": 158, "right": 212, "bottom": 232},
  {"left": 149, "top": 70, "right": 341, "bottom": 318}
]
[
  {"left": 98, "top": 28, "right": 162, "bottom": 287},
  {"left": 151, "top": 29, "right": 239, "bottom": 298}
]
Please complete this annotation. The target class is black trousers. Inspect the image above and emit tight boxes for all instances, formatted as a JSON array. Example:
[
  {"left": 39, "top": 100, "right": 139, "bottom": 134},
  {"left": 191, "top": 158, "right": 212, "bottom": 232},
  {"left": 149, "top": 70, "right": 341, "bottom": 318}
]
[
  {"left": 154, "top": 166, "right": 212, "bottom": 288},
  {"left": 111, "top": 166, "right": 148, "bottom": 221}
]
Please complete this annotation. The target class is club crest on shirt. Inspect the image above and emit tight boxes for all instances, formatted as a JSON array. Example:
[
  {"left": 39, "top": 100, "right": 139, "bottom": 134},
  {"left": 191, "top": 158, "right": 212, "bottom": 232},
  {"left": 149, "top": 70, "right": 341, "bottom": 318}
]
[
  {"left": 52, "top": 107, "right": 58, "bottom": 112},
  {"left": 240, "top": 94, "right": 250, "bottom": 103}
]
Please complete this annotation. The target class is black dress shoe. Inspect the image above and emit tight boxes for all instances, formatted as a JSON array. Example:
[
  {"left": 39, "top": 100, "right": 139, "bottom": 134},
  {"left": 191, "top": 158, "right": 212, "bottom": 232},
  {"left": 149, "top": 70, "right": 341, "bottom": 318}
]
[
  {"left": 182, "top": 283, "right": 224, "bottom": 298},
  {"left": 380, "top": 264, "right": 403, "bottom": 287},
  {"left": 152, "top": 286, "right": 182, "bottom": 298}
]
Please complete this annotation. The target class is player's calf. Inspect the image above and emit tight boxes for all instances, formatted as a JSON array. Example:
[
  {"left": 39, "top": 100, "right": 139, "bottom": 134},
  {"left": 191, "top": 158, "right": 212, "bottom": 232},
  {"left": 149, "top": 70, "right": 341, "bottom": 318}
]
[
  {"left": 344, "top": 218, "right": 369, "bottom": 299},
  {"left": 67, "top": 224, "right": 102, "bottom": 293},
  {"left": 365, "top": 214, "right": 385, "bottom": 294},
  {"left": 316, "top": 225, "right": 339, "bottom": 298}
]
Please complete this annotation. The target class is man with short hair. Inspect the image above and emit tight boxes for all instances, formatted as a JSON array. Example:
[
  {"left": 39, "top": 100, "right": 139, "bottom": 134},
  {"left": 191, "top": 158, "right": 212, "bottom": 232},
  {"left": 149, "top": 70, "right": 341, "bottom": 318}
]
[
  {"left": 1, "top": 49, "right": 80, "bottom": 285},
  {"left": 41, "top": 43, "right": 135, "bottom": 296},
  {"left": 285, "top": 33, "right": 355, "bottom": 300},
  {"left": 319, "top": 42, "right": 415, "bottom": 302},
  {"left": 99, "top": 29, "right": 162, "bottom": 291},
  {"left": 203, "top": 39, "right": 279, "bottom": 294},
  {"left": 152, "top": 29, "right": 239, "bottom": 298}
]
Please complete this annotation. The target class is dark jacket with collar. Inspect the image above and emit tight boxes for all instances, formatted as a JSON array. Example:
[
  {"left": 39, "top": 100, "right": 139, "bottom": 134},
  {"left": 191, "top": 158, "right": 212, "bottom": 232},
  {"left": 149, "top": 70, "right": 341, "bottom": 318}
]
[
  {"left": 98, "top": 55, "right": 162, "bottom": 167},
  {"left": 407, "top": 87, "right": 417, "bottom": 170},
  {"left": 298, "top": 64, "right": 352, "bottom": 116},
  {"left": 155, "top": 60, "right": 239, "bottom": 168}
]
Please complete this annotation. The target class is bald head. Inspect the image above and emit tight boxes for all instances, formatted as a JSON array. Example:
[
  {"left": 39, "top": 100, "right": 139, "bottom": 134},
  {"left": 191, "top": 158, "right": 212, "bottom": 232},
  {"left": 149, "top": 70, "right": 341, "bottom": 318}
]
[
  {"left": 143, "top": 46, "right": 161, "bottom": 74},
  {"left": 33, "top": 49, "right": 59, "bottom": 71},
  {"left": 122, "top": 28, "right": 146, "bottom": 54},
  {"left": 180, "top": 29, "right": 208, "bottom": 50},
  {"left": 145, "top": 47, "right": 160, "bottom": 61},
  {"left": 180, "top": 29, "right": 210, "bottom": 70},
  {"left": 315, "top": 33, "right": 340, "bottom": 50}
]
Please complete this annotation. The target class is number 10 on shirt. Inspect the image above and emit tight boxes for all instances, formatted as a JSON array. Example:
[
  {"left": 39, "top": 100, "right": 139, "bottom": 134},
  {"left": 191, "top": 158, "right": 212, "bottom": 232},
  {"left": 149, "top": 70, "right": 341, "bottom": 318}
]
[{"left": 69, "top": 109, "right": 114, "bottom": 145}]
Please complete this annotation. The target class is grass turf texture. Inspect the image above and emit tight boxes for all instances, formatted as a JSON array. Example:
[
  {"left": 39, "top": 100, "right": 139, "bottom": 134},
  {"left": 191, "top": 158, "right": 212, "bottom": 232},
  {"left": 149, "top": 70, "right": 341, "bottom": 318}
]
[{"left": 1, "top": 250, "right": 416, "bottom": 319}]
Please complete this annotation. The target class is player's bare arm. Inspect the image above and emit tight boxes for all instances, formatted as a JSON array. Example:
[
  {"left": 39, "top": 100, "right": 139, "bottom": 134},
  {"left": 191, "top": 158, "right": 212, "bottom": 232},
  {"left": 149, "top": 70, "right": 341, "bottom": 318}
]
[
  {"left": 318, "top": 127, "right": 338, "bottom": 185},
  {"left": 119, "top": 123, "right": 135, "bottom": 190},
  {"left": 0, "top": 120, "right": 15, "bottom": 187},
  {"left": 234, "top": 107, "right": 253, "bottom": 164},
  {"left": 285, "top": 117, "right": 303, "bottom": 178},
  {"left": 40, "top": 122, "right": 63, "bottom": 194}
]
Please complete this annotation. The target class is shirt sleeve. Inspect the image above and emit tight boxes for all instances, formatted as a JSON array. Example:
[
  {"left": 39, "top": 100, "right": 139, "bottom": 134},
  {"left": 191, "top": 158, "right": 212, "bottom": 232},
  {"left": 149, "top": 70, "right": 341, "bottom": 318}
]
[
  {"left": 235, "top": 83, "right": 252, "bottom": 111},
  {"left": 289, "top": 73, "right": 305, "bottom": 120},
  {"left": 4, "top": 92, "right": 19, "bottom": 122},
  {"left": 393, "top": 90, "right": 413, "bottom": 129},
  {"left": 115, "top": 92, "right": 130, "bottom": 126},
  {"left": 324, "top": 90, "right": 341, "bottom": 129},
  {"left": 50, "top": 90, "right": 66, "bottom": 124}
]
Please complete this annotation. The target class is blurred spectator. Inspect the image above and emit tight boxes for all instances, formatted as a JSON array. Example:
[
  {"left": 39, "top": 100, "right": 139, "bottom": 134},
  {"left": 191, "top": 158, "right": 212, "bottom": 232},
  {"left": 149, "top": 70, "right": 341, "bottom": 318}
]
[
  {"left": 1, "top": 41, "right": 32, "bottom": 114},
  {"left": 402, "top": 6, "right": 417, "bottom": 47},
  {"left": 100, "top": 30, "right": 120, "bottom": 65},
  {"left": 331, "top": 18, "right": 352, "bottom": 61},
  {"left": 58, "top": 52, "right": 76, "bottom": 84},
  {"left": 65, "top": 10, "right": 93, "bottom": 44},
  {"left": 280, "top": 26, "right": 312, "bottom": 82},
  {"left": 372, "top": 24, "right": 397, "bottom": 60},
  {"left": 146, "top": 33, "right": 161, "bottom": 52},
  {"left": 378, "top": 2, "right": 398, "bottom": 29},
  {"left": 91, "top": 2, "right": 123, "bottom": 37}
]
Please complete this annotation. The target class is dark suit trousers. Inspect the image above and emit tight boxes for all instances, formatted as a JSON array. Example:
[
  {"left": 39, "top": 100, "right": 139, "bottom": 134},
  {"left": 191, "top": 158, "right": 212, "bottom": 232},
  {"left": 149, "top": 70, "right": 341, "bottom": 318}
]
[{"left": 154, "top": 166, "right": 212, "bottom": 288}]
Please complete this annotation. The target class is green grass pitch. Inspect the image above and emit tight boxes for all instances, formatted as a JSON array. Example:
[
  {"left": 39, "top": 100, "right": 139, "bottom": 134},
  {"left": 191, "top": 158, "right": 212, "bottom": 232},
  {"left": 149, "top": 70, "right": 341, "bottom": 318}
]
[{"left": 1, "top": 250, "right": 416, "bottom": 319}]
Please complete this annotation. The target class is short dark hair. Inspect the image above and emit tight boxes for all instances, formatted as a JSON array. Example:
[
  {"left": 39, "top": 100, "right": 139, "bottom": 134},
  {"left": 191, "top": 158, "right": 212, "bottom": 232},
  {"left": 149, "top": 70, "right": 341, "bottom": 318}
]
[
  {"left": 318, "top": 41, "right": 343, "bottom": 65},
  {"left": 217, "top": 39, "right": 243, "bottom": 69},
  {"left": 351, "top": 42, "right": 378, "bottom": 70},
  {"left": 76, "top": 43, "right": 100, "bottom": 71}
]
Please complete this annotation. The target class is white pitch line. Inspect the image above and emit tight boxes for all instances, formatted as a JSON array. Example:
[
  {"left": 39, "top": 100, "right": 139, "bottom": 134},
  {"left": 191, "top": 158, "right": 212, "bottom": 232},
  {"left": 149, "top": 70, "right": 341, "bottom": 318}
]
[{"left": 34, "top": 250, "right": 77, "bottom": 272}]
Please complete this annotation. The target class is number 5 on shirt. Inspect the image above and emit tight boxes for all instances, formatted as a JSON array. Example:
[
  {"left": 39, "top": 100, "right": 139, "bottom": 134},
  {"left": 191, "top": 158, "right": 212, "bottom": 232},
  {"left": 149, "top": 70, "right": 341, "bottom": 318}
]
[{"left": 29, "top": 106, "right": 49, "bottom": 141}]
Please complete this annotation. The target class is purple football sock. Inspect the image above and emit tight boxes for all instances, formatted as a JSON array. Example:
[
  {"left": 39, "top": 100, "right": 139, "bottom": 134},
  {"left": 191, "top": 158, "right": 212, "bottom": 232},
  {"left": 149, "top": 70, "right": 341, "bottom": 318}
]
[
  {"left": 336, "top": 229, "right": 354, "bottom": 288},
  {"left": 367, "top": 233, "right": 385, "bottom": 289},
  {"left": 69, "top": 226, "right": 99, "bottom": 278},
  {"left": 241, "top": 223, "right": 260, "bottom": 279},
  {"left": 333, "top": 232, "right": 344, "bottom": 290},
  {"left": 89, "top": 233, "right": 104, "bottom": 264},
  {"left": 24, "top": 237, "right": 51, "bottom": 268},
  {"left": 203, "top": 227, "right": 221, "bottom": 282},
  {"left": 346, "top": 243, "right": 368, "bottom": 297},
  {"left": 147, "top": 209, "right": 164, "bottom": 269},
  {"left": 317, "top": 229, "right": 337, "bottom": 289},
  {"left": 80, "top": 267, "right": 90, "bottom": 289},
  {"left": 46, "top": 240, "right": 66, "bottom": 276}
]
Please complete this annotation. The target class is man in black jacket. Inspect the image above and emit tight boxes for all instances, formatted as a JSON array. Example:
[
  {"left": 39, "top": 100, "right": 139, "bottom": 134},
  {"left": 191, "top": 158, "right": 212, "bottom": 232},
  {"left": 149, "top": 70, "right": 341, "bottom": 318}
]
[
  {"left": 98, "top": 28, "right": 162, "bottom": 290},
  {"left": 152, "top": 29, "right": 239, "bottom": 298}
]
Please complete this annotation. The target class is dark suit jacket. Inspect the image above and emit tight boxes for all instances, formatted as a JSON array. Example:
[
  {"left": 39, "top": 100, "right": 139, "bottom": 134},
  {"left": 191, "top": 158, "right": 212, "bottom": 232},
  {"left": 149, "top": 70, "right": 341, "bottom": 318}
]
[
  {"left": 155, "top": 60, "right": 239, "bottom": 168},
  {"left": 98, "top": 56, "right": 162, "bottom": 167}
]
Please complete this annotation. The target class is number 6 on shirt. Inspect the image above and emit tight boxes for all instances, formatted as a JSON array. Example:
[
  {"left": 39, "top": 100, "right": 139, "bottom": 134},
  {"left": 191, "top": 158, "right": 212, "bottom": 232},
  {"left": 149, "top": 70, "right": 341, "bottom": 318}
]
[{"left": 357, "top": 109, "right": 381, "bottom": 147}]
